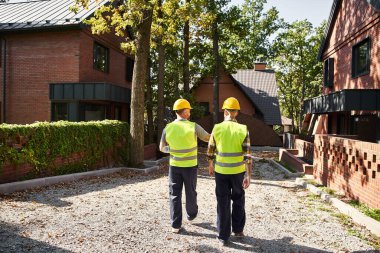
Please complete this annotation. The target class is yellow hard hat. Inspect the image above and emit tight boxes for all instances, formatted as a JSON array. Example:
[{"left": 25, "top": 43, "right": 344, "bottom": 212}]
[
  {"left": 222, "top": 97, "right": 240, "bottom": 110},
  {"left": 173, "top": 98, "right": 192, "bottom": 111}
]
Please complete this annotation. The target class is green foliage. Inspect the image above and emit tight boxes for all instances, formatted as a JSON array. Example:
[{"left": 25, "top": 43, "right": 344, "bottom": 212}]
[
  {"left": 0, "top": 120, "right": 129, "bottom": 180},
  {"left": 349, "top": 200, "right": 380, "bottom": 222},
  {"left": 272, "top": 20, "right": 327, "bottom": 132}
]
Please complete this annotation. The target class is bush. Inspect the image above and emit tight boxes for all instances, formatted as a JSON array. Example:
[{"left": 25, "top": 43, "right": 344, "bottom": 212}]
[{"left": 0, "top": 120, "right": 129, "bottom": 179}]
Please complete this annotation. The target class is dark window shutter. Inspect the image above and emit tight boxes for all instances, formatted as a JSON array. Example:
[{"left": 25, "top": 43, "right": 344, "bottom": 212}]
[
  {"left": 126, "top": 57, "right": 134, "bottom": 82},
  {"left": 324, "top": 58, "right": 334, "bottom": 87},
  {"left": 328, "top": 58, "right": 334, "bottom": 87},
  {"left": 324, "top": 60, "right": 329, "bottom": 87}
]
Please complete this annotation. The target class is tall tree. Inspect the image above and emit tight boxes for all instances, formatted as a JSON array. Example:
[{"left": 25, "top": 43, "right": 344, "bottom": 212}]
[
  {"left": 183, "top": 0, "right": 190, "bottom": 93},
  {"left": 272, "top": 20, "right": 326, "bottom": 133},
  {"left": 156, "top": 0, "right": 166, "bottom": 145},
  {"left": 129, "top": 8, "right": 153, "bottom": 166},
  {"left": 71, "top": 0, "right": 186, "bottom": 167},
  {"left": 146, "top": 58, "right": 154, "bottom": 144},
  {"left": 211, "top": 0, "right": 220, "bottom": 124}
]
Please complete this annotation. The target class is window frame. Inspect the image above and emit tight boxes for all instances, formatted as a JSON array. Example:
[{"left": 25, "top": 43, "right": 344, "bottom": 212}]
[
  {"left": 352, "top": 37, "right": 371, "bottom": 78},
  {"left": 51, "top": 102, "right": 68, "bottom": 121},
  {"left": 93, "top": 41, "right": 109, "bottom": 73}
]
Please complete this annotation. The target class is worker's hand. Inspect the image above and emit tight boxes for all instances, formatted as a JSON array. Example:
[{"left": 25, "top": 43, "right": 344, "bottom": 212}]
[
  {"left": 242, "top": 175, "right": 251, "bottom": 189},
  {"left": 208, "top": 164, "right": 215, "bottom": 177},
  {"left": 162, "top": 146, "right": 170, "bottom": 153}
]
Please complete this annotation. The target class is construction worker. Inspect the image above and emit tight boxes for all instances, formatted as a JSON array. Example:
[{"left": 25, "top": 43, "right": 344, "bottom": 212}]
[
  {"left": 207, "top": 97, "right": 252, "bottom": 246},
  {"left": 160, "top": 98, "right": 210, "bottom": 233}
]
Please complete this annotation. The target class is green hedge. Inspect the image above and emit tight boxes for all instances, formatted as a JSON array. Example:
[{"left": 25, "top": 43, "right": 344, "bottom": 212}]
[{"left": 0, "top": 120, "right": 129, "bottom": 179}]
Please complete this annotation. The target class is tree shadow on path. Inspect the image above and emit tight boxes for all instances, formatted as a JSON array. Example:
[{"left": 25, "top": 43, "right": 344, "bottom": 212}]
[
  {"left": 0, "top": 221, "right": 71, "bottom": 253},
  {"left": 190, "top": 222, "right": 378, "bottom": 253}
]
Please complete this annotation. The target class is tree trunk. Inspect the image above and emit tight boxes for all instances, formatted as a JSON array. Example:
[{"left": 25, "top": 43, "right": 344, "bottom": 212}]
[
  {"left": 157, "top": 0, "right": 166, "bottom": 145},
  {"left": 130, "top": 8, "right": 153, "bottom": 167},
  {"left": 146, "top": 58, "right": 154, "bottom": 144},
  {"left": 299, "top": 46, "right": 306, "bottom": 134},
  {"left": 212, "top": 15, "right": 220, "bottom": 124},
  {"left": 183, "top": 0, "right": 190, "bottom": 93}
]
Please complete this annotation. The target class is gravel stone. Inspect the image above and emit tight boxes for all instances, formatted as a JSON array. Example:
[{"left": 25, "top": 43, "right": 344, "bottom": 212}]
[{"left": 0, "top": 154, "right": 377, "bottom": 253}]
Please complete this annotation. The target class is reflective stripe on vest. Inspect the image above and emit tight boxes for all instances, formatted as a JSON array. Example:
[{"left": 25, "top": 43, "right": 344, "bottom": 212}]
[
  {"left": 165, "top": 120, "right": 197, "bottom": 167},
  {"left": 216, "top": 151, "right": 244, "bottom": 157},
  {"left": 213, "top": 121, "right": 247, "bottom": 174},
  {"left": 170, "top": 155, "right": 198, "bottom": 161}
]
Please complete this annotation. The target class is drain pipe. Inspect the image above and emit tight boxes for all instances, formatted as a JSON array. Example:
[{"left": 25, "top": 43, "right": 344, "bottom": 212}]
[{"left": 2, "top": 37, "right": 6, "bottom": 123}]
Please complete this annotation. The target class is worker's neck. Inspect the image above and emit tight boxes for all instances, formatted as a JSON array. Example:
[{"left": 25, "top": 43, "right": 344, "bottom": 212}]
[
  {"left": 176, "top": 115, "right": 187, "bottom": 121},
  {"left": 224, "top": 115, "right": 236, "bottom": 121}
]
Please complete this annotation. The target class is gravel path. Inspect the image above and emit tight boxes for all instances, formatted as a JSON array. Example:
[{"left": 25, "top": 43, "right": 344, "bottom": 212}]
[{"left": 0, "top": 153, "right": 377, "bottom": 253}]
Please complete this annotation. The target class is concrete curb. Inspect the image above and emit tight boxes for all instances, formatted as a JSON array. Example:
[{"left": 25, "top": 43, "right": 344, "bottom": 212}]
[
  {"left": 0, "top": 159, "right": 165, "bottom": 194},
  {"left": 268, "top": 158, "right": 304, "bottom": 177},
  {"left": 295, "top": 178, "right": 380, "bottom": 237}
]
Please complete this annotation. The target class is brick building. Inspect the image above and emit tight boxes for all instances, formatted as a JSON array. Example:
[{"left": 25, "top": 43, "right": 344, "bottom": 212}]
[
  {"left": 192, "top": 64, "right": 283, "bottom": 147},
  {"left": 0, "top": 0, "right": 133, "bottom": 124},
  {"left": 302, "top": 0, "right": 380, "bottom": 208}
]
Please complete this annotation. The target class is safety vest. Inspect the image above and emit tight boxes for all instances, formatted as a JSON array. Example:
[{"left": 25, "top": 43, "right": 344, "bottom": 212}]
[
  {"left": 165, "top": 120, "right": 197, "bottom": 167},
  {"left": 213, "top": 121, "right": 247, "bottom": 174}
]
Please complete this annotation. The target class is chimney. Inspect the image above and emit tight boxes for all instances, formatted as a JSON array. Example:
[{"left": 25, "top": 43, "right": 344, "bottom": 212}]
[{"left": 254, "top": 62, "right": 267, "bottom": 71}]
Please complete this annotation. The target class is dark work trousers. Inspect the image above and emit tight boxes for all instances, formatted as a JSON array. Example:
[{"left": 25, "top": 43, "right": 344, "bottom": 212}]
[
  {"left": 169, "top": 165, "right": 198, "bottom": 229},
  {"left": 215, "top": 172, "right": 246, "bottom": 241}
]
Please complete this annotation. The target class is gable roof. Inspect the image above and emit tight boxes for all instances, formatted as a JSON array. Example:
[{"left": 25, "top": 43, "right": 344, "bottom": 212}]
[
  {"left": 318, "top": 0, "right": 380, "bottom": 61},
  {"left": 231, "top": 69, "right": 282, "bottom": 125},
  {"left": 0, "top": 0, "right": 108, "bottom": 31}
]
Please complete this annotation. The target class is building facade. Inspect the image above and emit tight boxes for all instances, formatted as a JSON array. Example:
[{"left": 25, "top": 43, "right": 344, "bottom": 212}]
[
  {"left": 302, "top": 0, "right": 380, "bottom": 208},
  {"left": 304, "top": 0, "right": 380, "bottom": 143},
  {"left": 192, "top": 64, "right": 283, "bottom": 147},
  {"left": 0, "top": 0, "right": 133, "bottom": 124}
]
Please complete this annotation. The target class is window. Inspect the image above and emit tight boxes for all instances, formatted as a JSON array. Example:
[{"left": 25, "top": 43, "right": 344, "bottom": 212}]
[
  {"left": 200, "top": 102, "right": 210, "bottom": 115},
  {"left": 115, "top": 106, "right": 122, "bottom": 120},
  {"left": 323, "top": 58, "right": 334, "bottom": 87},
  {"left": 93, "top": 42, "right": 109, "bottom": 72},
  {"left": 51, "top": 103, "right": 68, "bottom": 121},
  {"left": 126, "top": 57, "right": 134, "bottom": 82},
  {"left": 80, "top": 104, "right": 107, "bottom": 121},
  {"left": 352, "top": 37, "right": 370, "bottom": 78}
]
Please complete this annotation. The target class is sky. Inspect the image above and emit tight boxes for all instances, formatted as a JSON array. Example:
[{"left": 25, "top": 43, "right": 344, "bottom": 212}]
[{"left": 230, "top": 0, "right": 333, "bottom": 27}]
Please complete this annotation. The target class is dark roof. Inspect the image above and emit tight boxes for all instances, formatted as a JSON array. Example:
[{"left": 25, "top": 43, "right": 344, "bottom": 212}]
[
  {"left": 231, "top": 69, "right": 282, "bottom": 125},
  {"left": 0, "top": 0, "right": 108, "bottom": 31},
  {"left": 318, "top": 0, "right": 380, "bottom": 61}
]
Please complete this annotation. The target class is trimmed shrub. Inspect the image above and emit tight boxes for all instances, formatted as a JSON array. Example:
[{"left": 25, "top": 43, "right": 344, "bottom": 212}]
[{"left": 0, "top": 120, "right": 129, "bottom": 181}]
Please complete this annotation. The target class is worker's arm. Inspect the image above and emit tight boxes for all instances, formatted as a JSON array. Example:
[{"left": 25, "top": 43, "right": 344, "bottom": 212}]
[
  {"left": 195, "top": 124, "right": 211, "bottom": 142},
  {"left": 206, "top": 133, "right": 216, "bottom": 176},
  {"left": 242, "top": 130, "right": 252, "bottom": 189},
  {"left": 159, "top": 128, "right": 170, "bottom": 153}
]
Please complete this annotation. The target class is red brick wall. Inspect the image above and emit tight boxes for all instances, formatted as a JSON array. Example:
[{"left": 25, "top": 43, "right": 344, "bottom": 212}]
[
  {"left": 0, "top": 150, "right": 116, "bottom": 184},
  {"left": 295, "top": 139, "right": 314, "bottom": 163},
  {"left": 144, "top": 143, "right": 157, "bottom": 160},
  {"left": 314, "top": 134, "right": 380, "bottom": 209},
  {"left": 279, "top": 148, "right": 305, "bottom": 173},
  {"left": 192, "top": 71, "right": 256, "bottom": 116},
  {"left": 322, "top": 0, "right": 380, "bottom": 93},
  {"left": 0, "top": 30, "right": 81, "bottom": 124},
  {"left": 79, "top": 29, "right": 132, "bottom": 88},
  {"left": 0, "top": 28, "right": 132, "bottom": 124}
]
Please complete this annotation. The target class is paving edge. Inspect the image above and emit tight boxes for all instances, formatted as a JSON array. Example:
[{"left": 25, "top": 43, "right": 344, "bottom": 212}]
[
  {"left": 267, "top": 158, "right": 304, "bottom": 178},
  {"left": 0, "top": 160, "right": 164, "bottom": 194},
  {"left": 295, "top": 178, "right": 380, "bottom": 237}
]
